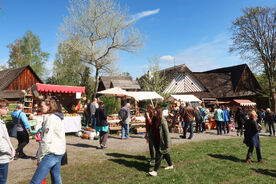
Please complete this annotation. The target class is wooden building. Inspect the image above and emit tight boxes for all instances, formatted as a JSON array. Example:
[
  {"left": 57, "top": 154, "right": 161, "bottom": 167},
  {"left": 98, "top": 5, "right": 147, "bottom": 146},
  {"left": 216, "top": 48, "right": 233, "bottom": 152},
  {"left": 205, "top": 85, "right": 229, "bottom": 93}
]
[
  {"left": 98, "top": 76, "right": 141, "bottom": 92},
  {"left": 0, "top": 65, "right": 42, "bottom": 101},
  {"left": 139, "top": 64, "right": 266, "bottom": 108}
]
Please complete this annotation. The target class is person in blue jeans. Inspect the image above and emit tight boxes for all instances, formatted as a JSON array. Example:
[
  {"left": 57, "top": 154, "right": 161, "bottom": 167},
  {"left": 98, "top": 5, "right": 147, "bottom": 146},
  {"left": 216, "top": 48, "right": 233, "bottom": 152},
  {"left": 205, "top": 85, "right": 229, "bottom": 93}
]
[
  {"left": 222, "top": 105, "right": 230, "bottom": 134},
  {"left": 30, "top": 97, "right": 66, "bottom": 184},
  {"left": 214, "top": 105, "right": 224, "bottom": 135},
  {"left": 119, "top": 103, "right": 131, "bottom": 139},
  {"left": 181, "top": 102, "right": 195, "bottom": 139},
  {"left": 0, "top": 98, "right": 15, "bottom": 184}
]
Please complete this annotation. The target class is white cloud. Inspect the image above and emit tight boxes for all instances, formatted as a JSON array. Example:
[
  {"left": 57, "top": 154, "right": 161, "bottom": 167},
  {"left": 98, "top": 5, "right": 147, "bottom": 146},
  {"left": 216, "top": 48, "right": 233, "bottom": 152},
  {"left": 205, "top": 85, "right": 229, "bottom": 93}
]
[
  {"left": 161, "top": 33, "right": 242, "bottom": 72},
  {"left": 131, "top": 9, "right": 160, "bottom": 22},
  {"left": 160, "top": 55, "right": 174, "bottom": 61}
]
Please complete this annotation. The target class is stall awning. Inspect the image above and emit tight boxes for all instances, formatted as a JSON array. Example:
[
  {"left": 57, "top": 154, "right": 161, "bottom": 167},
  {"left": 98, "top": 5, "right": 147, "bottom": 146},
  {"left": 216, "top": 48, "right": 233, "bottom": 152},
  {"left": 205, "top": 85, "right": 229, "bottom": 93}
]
[
  {"left": 97, "top": 87, "right": 129, "bottom": 97},
  {"left": 166, "top": 94, "right": 201, "bottom": 103},
  {"left": 127, "top": 91, "right": 164, "bottom": 101},
  {"left": 33, "top": 83, "right": 85, "bottom": 93},
  {"left": 232, "top": 99, "right": 256, "bottom": 106}
]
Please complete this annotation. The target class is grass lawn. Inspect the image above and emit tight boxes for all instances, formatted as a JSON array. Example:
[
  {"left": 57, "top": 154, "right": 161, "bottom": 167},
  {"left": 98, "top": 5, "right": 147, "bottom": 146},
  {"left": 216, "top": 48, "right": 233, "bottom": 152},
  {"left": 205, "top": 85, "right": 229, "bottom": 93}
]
[{"left": 22, "top": 137, "right": 275, "bottom": 184}]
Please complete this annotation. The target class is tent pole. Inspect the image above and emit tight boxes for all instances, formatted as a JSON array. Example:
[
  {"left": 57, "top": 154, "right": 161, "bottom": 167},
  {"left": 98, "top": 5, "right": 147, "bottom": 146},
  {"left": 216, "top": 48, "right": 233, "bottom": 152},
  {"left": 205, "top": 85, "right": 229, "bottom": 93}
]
[{"left": 135, "top": 100, "right": 139, "bottom": 116}]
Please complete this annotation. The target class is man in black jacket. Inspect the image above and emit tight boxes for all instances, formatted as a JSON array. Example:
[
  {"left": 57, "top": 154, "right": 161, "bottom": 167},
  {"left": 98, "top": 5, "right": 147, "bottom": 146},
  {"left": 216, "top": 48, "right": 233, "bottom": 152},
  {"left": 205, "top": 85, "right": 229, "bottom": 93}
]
[
  {"left": 264, "top": 108, "right": 275, "bottom": 136},
  {"left": 235, "top": 107, "right": 247, "bottom": 136}
]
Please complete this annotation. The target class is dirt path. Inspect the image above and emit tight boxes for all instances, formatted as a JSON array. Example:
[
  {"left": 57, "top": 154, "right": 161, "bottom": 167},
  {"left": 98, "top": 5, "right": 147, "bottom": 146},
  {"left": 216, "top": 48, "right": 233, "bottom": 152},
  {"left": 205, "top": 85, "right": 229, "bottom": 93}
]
[{"left": 8, "top": 130, "right": 262, "bottom": 183}]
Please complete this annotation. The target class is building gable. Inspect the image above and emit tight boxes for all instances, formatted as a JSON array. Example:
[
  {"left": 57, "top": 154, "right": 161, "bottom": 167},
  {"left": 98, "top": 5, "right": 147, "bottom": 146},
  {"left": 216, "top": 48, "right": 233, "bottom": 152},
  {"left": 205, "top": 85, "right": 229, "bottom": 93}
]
[
  {"left": 6, "top": 67, "right": 41, "bottom": 90},
  {"left": 164, "top": 73, "right": 205, "bottom": 93},
  {"left": 235, "top": 66, "right": 263, "bottom": 94}
]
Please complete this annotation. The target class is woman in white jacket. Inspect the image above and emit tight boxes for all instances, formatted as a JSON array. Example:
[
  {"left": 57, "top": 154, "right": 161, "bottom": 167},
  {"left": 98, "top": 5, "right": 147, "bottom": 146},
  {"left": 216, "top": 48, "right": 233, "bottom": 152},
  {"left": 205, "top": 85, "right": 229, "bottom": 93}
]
[
  {"left": 30, "top": 97, "right": 66, "bottom": 184},
  {"left": 0, "top": 98, "right": 15, "bottom": 184}
]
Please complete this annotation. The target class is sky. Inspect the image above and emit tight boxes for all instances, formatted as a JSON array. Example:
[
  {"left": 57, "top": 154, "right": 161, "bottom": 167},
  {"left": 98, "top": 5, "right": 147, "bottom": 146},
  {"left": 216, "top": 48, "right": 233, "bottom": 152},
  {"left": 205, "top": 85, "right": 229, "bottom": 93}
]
[{"left": 0, "top": 0, "right": 275, "bottom": 79}]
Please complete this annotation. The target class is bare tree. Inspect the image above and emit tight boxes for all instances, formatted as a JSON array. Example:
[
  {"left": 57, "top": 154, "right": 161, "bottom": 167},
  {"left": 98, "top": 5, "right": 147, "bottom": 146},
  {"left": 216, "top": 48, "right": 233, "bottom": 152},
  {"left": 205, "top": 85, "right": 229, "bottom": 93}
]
[
  {"left": 230, "top": 6, "right": 276, "bottom": 110},
  {"left": 60, "top": 0, "right": 144, "bottom": 97}
]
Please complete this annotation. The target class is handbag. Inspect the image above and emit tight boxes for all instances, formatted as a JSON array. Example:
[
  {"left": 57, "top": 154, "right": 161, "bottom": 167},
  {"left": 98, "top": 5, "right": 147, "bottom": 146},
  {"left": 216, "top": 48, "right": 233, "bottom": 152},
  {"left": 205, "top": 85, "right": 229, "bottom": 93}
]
[
  {"left": 61, "top": 151, "right": 68, "bottom": 166},
  {"left": 9, "top": 112, "right": 22, "bottom": 137},
  {"left": 9, "top": 124, "right": 17, "bottom": 137}
]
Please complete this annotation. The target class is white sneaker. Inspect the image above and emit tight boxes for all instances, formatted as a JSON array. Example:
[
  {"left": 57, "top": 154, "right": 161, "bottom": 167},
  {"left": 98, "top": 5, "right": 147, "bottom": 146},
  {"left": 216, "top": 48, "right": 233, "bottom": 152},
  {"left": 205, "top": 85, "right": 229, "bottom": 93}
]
[
  {"left": 165, "top": 165, "right": 174, "bottom": 170},
  {"left": 148, "top": 171, "right": 157, "bottom": 176}
]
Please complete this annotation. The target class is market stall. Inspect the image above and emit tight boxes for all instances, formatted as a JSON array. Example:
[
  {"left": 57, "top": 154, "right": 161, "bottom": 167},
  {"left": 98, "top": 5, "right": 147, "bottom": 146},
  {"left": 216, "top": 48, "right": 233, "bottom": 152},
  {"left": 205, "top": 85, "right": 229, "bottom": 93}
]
[
  {"left": 31, "top": 83, "right": 85, "bottom": 133},
  {"left": 166, "top": 94, "right": 201, "bottom": 104},
  {"left": 230, "top": 99, "right": 256, "bottom": 111},
  {"left": 165, "top": 94, "right": 202, "bottom": 133},
  {"left": 97, "top": 88, "right": 163, "bottom": 134}
]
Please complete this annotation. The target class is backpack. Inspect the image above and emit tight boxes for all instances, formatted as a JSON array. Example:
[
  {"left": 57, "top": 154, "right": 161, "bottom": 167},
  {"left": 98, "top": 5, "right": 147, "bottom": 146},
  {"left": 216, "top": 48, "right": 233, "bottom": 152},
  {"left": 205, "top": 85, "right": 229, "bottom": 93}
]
[{"left": 118, "top": 108, "right": 128, "bottom": 121}]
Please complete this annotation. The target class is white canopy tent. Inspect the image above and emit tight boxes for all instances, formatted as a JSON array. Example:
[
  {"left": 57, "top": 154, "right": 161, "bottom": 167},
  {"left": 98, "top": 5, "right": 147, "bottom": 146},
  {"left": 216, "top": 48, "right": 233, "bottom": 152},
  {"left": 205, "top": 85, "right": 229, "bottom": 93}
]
[
  {"left": 96, "top": 87, "right": 130, "bottom": 97},
  {"left": 127, "top": 91, "right": 164, "bottom": 101},
  {"left": 166, "top": 94, "right": 201, "bottom": 103}
]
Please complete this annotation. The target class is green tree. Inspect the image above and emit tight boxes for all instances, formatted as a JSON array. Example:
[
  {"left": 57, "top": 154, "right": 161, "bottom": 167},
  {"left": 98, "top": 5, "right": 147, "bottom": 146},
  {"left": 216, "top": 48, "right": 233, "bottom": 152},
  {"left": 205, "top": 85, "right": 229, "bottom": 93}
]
[
  {"left": 230, "top": 6, "right": 276, "bottom": 110},
  {"left": 7, "top": 30, "right": 49, "bottom": 79},
  {"left": 60, "top": 0, "right": 144, "bottom": 98},
  {"left": 52, "top": 41, "right": 94, "bottom": 98},
  {"left": 138, "top": 56, "right": 168, "bottom": 95},
  {"left": 80, "top": 67, "right": 94, "bottom": 99}
]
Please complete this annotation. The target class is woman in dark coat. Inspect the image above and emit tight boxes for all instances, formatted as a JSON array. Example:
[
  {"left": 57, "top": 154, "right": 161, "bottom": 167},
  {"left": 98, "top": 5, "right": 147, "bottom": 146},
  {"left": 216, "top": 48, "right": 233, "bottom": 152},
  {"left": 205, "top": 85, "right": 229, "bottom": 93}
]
[
  {"left": 95, "top": 101, "right": 109, "bottom": 149},
  {"left": 244, "top": 110, "right": 264, "bottom": 163},
  {"left": 148, "top": 107, "right": 173, "bottom": 176},
  {"left": 145, "top": 104, "right": 155, "bottom": 164},
  {"left": 235, "top": 107, "right": 247, "bottom": 136}
]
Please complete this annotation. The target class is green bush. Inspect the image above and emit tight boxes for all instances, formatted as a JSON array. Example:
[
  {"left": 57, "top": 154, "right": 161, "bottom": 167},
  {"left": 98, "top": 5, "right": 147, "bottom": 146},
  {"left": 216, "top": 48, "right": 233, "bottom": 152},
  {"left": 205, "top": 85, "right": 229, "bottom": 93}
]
[{"left": 100, "top": 96, "right": 120, "bottom": 115}]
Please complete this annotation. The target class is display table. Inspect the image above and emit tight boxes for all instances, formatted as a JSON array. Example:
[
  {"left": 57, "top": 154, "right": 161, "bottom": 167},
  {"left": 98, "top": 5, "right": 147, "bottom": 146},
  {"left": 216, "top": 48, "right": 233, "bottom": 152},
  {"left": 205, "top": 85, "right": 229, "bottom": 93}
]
[{"left": 33, "top": 115, "right": 82, "bottom": 133}]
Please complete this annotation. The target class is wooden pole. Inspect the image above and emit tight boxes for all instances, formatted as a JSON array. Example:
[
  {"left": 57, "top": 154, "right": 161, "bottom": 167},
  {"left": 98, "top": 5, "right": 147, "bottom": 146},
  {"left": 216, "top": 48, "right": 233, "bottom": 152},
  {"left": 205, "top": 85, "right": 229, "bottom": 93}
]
[{"left": 135, "top": 100, "right": 139, "bottom": 116}]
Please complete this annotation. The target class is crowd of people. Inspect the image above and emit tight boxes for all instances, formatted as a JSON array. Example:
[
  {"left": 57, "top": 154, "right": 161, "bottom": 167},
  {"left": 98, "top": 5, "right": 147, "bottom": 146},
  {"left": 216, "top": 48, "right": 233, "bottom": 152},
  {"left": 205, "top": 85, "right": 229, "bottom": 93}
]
[
  {"left": 1, "top": 96, "right": 275, "bottom": 182},
  {"left": 167, "top": 100, "right": 276, "bottom": 138}
]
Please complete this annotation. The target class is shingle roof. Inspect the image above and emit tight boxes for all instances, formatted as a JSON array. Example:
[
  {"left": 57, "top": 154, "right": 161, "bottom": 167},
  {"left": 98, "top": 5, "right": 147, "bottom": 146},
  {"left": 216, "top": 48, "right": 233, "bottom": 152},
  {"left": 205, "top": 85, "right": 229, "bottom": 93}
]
[
  {"left": 111, "top": 79, "right": 141, "bottom": 90},
  {"left": 202, "top": 64, "right": 247, "bottom": 90},
  {"left": 193, "top": 72, "right": 234, "bottom": 98},
  {"left": 99, "top": 76, "right": 141, "bottom": 90},
  {"left": 0, "top": 65, "right": 42, "bottom": 90},
  {"left": 194, "top": 65, "right": 262, "bottom": 98}
]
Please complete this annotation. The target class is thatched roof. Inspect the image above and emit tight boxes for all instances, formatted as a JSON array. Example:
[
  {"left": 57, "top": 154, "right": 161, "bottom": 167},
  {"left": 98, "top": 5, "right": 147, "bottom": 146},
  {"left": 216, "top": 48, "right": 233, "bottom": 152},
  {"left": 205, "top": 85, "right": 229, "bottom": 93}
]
[{"left": 99, "top": 76, "right": 141, "bottom": 90}]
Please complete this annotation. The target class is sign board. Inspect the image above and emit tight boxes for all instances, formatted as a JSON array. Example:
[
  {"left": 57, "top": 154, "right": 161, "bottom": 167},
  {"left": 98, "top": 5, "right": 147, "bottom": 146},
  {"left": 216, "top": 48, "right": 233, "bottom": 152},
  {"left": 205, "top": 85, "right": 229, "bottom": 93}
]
[{"left": 76, "top": 92, "right": 81, "bottom": 99}]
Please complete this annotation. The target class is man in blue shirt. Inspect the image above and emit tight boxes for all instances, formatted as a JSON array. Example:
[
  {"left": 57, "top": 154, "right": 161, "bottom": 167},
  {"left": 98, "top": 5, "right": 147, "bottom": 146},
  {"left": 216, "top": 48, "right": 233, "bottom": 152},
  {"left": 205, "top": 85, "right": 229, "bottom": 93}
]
[{"left": 11, "top": 104, "right": 31, "bottom": 159}]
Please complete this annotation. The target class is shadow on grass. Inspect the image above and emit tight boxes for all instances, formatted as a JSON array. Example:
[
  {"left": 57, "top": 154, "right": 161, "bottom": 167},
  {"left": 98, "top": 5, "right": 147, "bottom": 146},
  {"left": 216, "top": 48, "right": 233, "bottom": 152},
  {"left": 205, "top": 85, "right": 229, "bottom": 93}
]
[
  {"left": 208, "top": 154, "right": 244, "bottom": 162},
  {"left": 251, "top": 168, "right": 276, "bottom": 177},
  {"left": 108, "top": 158, "right": 149, "bottom": 172},
  {"left": 67, "top": 143, "right": 98, "bottom": 149},
  {"left": 106, "top": 153, "right": 147, "bottom": 161},
  {"left": 204, "top": 131, "right": 237, "bottom": 137}
]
